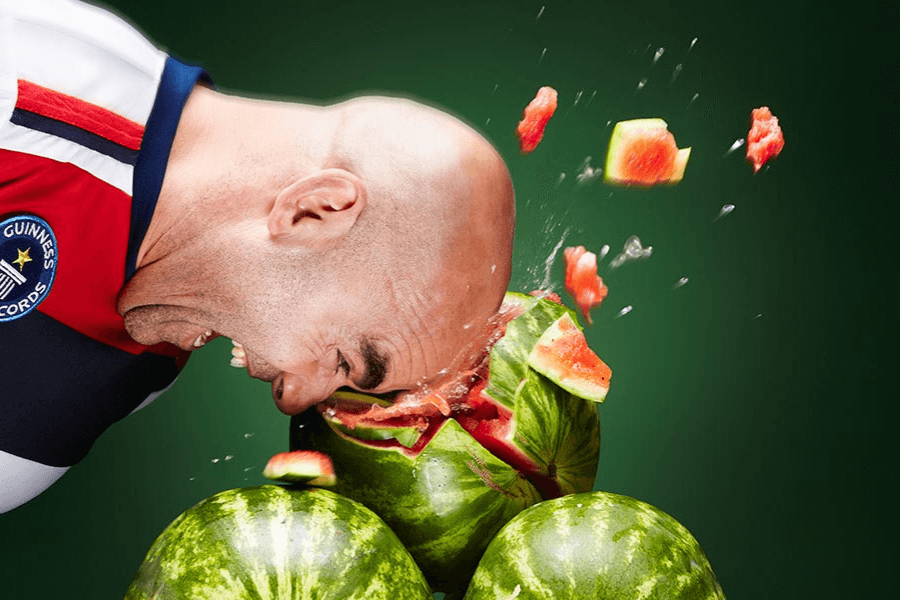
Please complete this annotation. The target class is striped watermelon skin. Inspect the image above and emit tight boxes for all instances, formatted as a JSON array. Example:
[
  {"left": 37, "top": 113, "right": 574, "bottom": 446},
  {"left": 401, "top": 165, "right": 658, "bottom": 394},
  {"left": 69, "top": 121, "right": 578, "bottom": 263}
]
[
  {"left": 125, "top": 485, "right": 431, "bottom": 600},
  {"left": 290, "top": 413, "right": 542, "bottom": 594},
  {"left": 464, "top": 491, "right": 726, "bottom": 600}
]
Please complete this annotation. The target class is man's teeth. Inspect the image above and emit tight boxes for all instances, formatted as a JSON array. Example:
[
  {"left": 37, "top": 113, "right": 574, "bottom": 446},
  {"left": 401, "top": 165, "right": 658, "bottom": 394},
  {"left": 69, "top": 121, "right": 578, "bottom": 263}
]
[
  {"left": 193, "top": 330, "right": 213, "bottom": 348},
  {"left": 230, "top": 340, "right": 247, "bottom": 368}
]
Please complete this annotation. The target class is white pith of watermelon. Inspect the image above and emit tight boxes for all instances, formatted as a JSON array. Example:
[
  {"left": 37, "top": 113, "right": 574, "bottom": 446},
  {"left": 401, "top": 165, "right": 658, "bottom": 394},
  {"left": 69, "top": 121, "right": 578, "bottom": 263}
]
[{"left": 604, "top": 118, "right": 691, "bottom": 186}]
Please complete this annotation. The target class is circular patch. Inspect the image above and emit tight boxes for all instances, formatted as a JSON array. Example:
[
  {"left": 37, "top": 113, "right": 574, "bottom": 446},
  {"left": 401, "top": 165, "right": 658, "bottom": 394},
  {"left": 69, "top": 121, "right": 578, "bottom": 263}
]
[{"left": 0, "top": 215, "right": 58, "bottom": 322}]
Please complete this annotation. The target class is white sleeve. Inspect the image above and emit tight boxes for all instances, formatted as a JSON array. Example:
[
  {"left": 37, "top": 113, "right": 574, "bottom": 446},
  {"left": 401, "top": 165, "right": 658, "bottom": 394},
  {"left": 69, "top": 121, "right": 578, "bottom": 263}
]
[{"left": 0, "top": 450, "right": 68, "bottom": 513}]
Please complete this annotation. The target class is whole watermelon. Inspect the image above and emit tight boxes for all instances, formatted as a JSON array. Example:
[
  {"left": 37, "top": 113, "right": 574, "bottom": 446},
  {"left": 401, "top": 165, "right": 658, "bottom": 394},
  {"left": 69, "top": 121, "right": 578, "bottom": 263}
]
[
  {"left": 463, "top": 491, "right": 726, "bottom": 600},
  {"left": 289, "top": 291, "right": 611, "bottom": 593},
  {"left": 125, "top": 485, "right": 431, "bottom": 600}
]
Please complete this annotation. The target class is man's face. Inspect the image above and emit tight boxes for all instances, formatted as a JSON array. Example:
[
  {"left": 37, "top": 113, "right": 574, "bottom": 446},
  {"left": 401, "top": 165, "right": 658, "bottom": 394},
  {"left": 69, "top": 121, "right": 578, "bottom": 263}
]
[{"left": 228, "top": 277, "right": 496, "bottom": 415}]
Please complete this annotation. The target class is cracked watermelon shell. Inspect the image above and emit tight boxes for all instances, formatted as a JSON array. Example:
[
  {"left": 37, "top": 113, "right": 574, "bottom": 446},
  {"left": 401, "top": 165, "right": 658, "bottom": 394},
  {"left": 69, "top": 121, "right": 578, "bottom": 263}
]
[
  {"left": 464, "top": 491, "right": 726, "bottom": 600},
  {"left": 125, "top": 485, "right": 431, "bottom": 600},
  {"left": 289, "top": 292, "right": 611, "bottom": 593}
]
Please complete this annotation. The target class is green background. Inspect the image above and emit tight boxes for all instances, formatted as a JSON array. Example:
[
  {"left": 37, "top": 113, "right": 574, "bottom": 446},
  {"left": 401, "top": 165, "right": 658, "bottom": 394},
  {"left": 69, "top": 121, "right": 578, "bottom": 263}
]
[{"left": 1, "top": 0, "right": 885, "bottom": 598}]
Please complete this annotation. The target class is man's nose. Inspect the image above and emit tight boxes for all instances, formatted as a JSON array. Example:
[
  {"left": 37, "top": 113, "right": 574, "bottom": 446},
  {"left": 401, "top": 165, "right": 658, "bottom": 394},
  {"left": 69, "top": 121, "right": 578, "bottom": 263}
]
[{"left": 272, "top": 371, "right": 335, "bottom": 415}]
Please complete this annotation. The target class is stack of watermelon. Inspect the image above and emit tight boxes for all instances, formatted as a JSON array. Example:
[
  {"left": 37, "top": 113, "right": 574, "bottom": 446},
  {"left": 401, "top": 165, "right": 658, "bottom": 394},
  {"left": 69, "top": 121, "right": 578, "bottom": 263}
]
[{"left": 127, "top": 292, "right": 725, "bottom": 599}]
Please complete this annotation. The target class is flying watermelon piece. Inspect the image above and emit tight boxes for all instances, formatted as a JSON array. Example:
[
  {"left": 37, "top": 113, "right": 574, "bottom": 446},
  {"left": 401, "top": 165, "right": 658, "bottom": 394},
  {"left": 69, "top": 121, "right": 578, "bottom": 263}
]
[
  {"left": 563, "top": 245, "right": 608, "bottom": 326},
  {"left": 517, "top": 86, "right": 558, "bottom": 153},
  {"left": 263, "top": 450, "right": 336, "bottom": 486},
  {"left": 604, "top": 118, "right": 691, "bottom": 186},
  {"left": 528, "top": 312, "right": 611, "bottom": 402},
  {"left": 746, "top": 106, "right": 785, "bottom": 173}
]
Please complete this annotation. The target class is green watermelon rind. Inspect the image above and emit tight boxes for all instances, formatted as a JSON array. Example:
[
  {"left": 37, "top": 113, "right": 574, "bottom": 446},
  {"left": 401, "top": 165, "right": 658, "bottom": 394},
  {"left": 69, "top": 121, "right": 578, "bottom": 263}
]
[
  {"left": 463, "top": 491, "right": 726, "bottom": 600},
  {"left": 507, "top": 368, "right": 600, "bottom": 495},
  {"left": 484, "top": 292, "right": 579, "bottom": 410},
  {"left": 126, "top": 485, "right": 431, "bottom": 600}
]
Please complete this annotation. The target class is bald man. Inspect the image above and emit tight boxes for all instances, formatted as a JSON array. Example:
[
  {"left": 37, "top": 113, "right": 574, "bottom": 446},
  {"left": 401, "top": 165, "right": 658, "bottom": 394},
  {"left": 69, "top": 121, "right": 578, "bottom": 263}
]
[{"left": 0, "top": 0, "right": 514, "bottom": 512}]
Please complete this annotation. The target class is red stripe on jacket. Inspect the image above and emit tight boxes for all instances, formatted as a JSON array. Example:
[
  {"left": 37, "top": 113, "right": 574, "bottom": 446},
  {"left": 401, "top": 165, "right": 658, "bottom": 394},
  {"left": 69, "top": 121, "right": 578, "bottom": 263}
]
[
  {"left": 15, "top": 80, "right": 145, "bottom": 151},
  {"left": 0, "top": 149, "right": 183, "bottom": 359}
]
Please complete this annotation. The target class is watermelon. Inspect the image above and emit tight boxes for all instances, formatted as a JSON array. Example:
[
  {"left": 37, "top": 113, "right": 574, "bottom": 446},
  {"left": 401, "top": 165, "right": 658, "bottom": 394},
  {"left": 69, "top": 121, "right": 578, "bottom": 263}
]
[
  {"left": 517, "top": 86, "right": 558, "bottom": 153},
  {"left": 125, "top": 485, "right": 432, "bottom": 599},
  {"left": 604, "top": 118, "right": 691, "bottom": 186},
  {"left": 262, "top": 450, "right": 336, "bottom": 486},
  {"left": 746, "top": 106, "right": 784, "bottom": 173},
  {"left": 290, "top": 292, "right": 611, "bottom": 593},
  {"left": 563, "top": 245, "right": 608, "bottom": 326},
  {"left": 464, "top": 491, "right": 726, "bottom": 600}
]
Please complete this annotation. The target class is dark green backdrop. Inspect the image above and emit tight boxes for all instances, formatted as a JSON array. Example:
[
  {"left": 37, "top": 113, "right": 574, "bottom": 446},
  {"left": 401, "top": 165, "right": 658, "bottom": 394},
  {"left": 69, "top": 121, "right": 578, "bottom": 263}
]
[{"left": 1, "top": 1, "right": 885, "bottom": 598}]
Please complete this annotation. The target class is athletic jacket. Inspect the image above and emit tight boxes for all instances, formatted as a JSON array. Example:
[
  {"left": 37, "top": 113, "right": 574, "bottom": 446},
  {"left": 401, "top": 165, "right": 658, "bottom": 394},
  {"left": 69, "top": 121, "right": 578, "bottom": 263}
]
[{"left": 0, "top": 0, "right": 208, "bottom": 512}]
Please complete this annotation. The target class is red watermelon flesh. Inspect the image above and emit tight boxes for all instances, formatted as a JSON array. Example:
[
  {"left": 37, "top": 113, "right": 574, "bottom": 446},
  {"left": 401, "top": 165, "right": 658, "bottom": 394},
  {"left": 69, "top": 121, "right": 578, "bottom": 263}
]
[
  {"left": 517, "top": 86, "right": 558, "bottom": 153},
  {"left": 746, "top": 106, "right": 785, "bottom": 172}
]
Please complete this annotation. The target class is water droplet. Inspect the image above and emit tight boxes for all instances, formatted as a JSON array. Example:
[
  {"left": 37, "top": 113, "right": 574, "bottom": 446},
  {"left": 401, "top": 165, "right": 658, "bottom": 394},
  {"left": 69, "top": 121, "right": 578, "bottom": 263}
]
[
  {"left": 586, "top": 90, "right": 597, "bottom": 107},
  {"left": 573, "top": 90, "right": 583, "bottom": 106},
  {"left": 715, "top": 204, "right": 735, "bottom": 221},
  {"left": 536, "top": 5, "right": 545, "bottom": 21},
  {"left": 539, "top": 229, "right": 569, "bottom": 290},
  {"left": 492, "top": 83, "right": 499, "bottom": 94},
  {"left": 753, "top": 313, "right": 763, "bottom": 320},
  {"left": 687, "top": 93, "right": 699, "bottom": 108},
  {"left": 689, "top": 37, "right": 698, "bottom": 51},
  {"left": 576, "top": 503, "right": 583, "bottom": 508},
  {"left": 485, "top": 117, "right": 491, "bottom": 126},
  {"left": 556, "top": 172, "right": 566, "bottom": 187},
  {"left": 673, "top": 277, "right": 689, "bottom": 289},
  {"left": 616, "top": 305, "right": 633, "bottom": 318},
  {"left": 243, "top": 466, "right": 255, "bottom": 472},
  {"left": 575, "top": 156, "right": 602, "bottom": 185},
  {"left": 724, "top": 138, "right": 745, "bottom": 156},
  {"left": 653, "top": 47, "right": 665, "bottom": 64},
  {"left": 671, "top": 63, "right": 683, "bottom": 84},
  {"left": 189, "top": 476, "right": 197, "bottom": 481},
  {"left": 211, "top": 458, "right": 220, "bottom": 464},
  {"left": 636, "top": 78, "right": 648, "bottom": 92},
  {"left": 243, "top": 432, "right": 255, "bottom": 439},
  {"left": 539, "top": 48, "right": 547, "bottom": 64},
  {"left": 598, "top": 244, "right": 610, "bottom": 261},
  {"left": 610, "top": 235, "right": 652, "bottom": 269},
  {"left": 491, "top": 263, "right": 497, "bottom": 274},
  {"left": 224, "top": 455, "right": 233, "bottom": 461}
]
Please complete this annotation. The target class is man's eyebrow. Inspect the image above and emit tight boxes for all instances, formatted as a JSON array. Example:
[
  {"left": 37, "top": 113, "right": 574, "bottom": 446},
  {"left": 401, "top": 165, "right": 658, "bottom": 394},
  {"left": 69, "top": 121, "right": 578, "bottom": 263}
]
[{"left": 353, "top": 336, "right": 389, "bottom": 390}]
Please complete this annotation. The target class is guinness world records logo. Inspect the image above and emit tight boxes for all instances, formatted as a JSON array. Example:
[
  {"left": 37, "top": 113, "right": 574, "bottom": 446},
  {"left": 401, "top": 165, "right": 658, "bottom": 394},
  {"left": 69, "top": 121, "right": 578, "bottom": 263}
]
[{"left": 0, "top": 215, "right": 58, "bottom": 322}]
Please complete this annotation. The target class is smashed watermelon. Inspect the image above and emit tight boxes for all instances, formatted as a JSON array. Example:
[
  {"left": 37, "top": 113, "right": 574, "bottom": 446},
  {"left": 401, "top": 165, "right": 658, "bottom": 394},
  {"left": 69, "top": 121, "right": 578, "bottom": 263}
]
[
  {"left": 289, "top": 292, "right": 611, "bottom": 593},
  {"left": 604, "top": 118, "right": 690, "bottom": 186}
]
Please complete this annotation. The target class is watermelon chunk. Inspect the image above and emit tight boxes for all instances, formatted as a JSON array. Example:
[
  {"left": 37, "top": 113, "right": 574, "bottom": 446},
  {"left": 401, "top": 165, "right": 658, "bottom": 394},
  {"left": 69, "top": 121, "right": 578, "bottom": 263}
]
[
  {"left": 517, "top": 86, "right": 558, "bottom": 153},
  {"left": 263, "top": 450, "right": 336, "bottom": 486},
  {"left": 563, "top": 245, "right": 608, "bottom": 326},
  {"left": 604, "top": 118, "right": 691, "bottom": 186},
  {"left": 746, "top": 106, "right": 785, "bottom": 172},
  {"left": 528, "top": 313, "right": 611, "bottom": 402}
]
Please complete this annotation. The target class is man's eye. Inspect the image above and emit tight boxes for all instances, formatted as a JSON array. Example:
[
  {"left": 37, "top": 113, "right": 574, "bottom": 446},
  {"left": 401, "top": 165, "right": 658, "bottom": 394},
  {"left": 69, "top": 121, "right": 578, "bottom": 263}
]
[{"left": 336, "top": 350, "right": 350, "bottom": 376}]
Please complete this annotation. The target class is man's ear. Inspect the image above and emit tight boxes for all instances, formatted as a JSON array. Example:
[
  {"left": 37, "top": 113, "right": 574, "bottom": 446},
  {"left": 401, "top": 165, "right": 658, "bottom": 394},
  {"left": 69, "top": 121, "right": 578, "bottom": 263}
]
[{"left": 267, "top": 168, "right": 366, "bottom": 247}]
